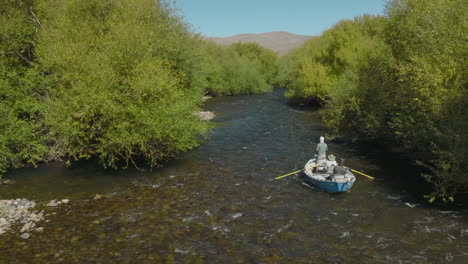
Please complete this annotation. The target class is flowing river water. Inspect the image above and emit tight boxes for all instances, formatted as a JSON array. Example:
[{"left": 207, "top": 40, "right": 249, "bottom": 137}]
[{"left": 1, "top": 89, "right": 467, "bottom": 263}]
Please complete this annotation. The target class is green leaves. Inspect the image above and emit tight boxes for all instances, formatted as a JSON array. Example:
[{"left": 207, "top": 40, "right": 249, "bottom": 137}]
[
  {"left": 278, "top": 0, "right": 467, "bottom": 202},
  {"left": 0, "top": 0, "right": 46, "bottom": 178},
  {"left": 200, "top": 41, "right": 275, "bottom": 96},
  {"left": 0, "top": 0, "right": 212, "bottom": 176},
  {"left": 36, "top": 0, "right": 209, "bottom": 169},
  {"left": 277, "top": 15, "right": 386, "bottom": 104}
]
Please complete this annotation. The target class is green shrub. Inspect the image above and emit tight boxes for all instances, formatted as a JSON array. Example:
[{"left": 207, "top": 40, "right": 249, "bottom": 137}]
[
  {"left": 0, "top": 0, "right": 47, "bottom": 177},
  {"left": 278, "top": 0, "right": 467, "bottom": 201},
  {"left": 201, "top": 41, "right": 274, "bottom": 96},
  {"left": 277, "top": 15, "right": 385, "bottom": 104},
  {"left": 34, "top": 0, "right": 210, "bottom": 168}
]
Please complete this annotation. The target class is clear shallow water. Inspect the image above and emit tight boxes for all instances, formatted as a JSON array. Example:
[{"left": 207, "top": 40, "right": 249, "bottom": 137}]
[{"left": 0, "top": 89, "right": 467, "bottom": 263}]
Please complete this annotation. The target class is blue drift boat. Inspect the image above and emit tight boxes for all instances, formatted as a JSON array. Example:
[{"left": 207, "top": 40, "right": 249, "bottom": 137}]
[{"left": 302, "top": 158, "right": 356, "bottom": 193}]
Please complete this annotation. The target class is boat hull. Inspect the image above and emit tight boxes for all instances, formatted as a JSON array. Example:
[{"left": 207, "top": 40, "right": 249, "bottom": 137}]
[
  {"left": 302, "top": 173, "right": 355, "bottom": 193},
  {"left": 302, "top": 159, "right": 356, "bottom": 193}
]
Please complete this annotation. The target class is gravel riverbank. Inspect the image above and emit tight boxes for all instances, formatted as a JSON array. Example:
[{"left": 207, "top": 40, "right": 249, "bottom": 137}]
[{"left": 0, "top": 198, "right": 69, "bottom": 239}]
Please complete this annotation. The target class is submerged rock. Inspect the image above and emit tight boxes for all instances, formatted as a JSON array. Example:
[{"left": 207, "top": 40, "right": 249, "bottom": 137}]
[
  {"left": 196, "top": 111, "right": 215, "bottom": 121},
  {"left": 20, "top": 221, "right": 35, "bottom": 233},
  {"left": 47, "top": 200, "right": 58, "bottom": 207},
  {"left": 202, "top": 96, "right": 212, "bottom": 101},
  {"left": 231, "top": 213, "right": 243, "bottom": 220},
  {"left": 0, "top": 179, "right": 15, "bottom": 185},
  {"left": 340, "top": 232, "right": 351, "bottom": 238},
  {"left": 404, "top": 202, "right": 417, "bottom": 208},
  {"left": 175, "top": 248, "right": 189, "bottom": 254}
]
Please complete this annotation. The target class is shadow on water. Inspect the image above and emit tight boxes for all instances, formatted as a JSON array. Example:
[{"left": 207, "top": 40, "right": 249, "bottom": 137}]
[{"left": 0, "top": 88, "right": 467, "bottom": 263}]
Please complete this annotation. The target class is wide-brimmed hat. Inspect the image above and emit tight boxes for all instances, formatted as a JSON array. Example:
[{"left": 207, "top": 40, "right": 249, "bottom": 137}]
[{"left": 328, "top": 154, "right": 336, "bottom": 161}]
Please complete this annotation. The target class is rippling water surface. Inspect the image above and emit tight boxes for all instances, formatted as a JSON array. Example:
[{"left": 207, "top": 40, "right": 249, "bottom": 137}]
[{"left": 1, "top": 90, "right": 467, "bottom": 263}]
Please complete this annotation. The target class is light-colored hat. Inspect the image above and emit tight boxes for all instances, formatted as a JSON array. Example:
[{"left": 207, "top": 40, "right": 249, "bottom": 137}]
[{"left": 328, "top": 154, "right": 336, "bottom": 161}]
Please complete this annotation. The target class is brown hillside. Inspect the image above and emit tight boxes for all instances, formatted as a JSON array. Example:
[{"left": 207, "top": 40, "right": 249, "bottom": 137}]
[{"left": 207, "top": 31, "right": 315, "bottom": 56}]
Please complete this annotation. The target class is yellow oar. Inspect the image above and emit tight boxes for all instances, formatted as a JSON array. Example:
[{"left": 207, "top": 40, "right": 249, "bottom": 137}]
[
  {"left": 344, "top": 167, "right": 375, "bottom": 180},
  {"left": 275, "top": 164, "right": 319, "bottom": 180}
]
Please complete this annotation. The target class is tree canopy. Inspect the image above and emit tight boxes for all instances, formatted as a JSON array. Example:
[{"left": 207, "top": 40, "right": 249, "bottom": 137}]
[
  {"left": 0, "top": 0, "right": 278, "bottom": 177},
  {"left": 277, "top": 0, "right": 467, "bottom": 202}
]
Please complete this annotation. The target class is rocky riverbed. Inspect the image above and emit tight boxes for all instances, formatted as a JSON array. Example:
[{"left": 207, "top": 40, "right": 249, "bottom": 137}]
[{"left": 0, "top": 198, "right": 69, "bottom": 239}]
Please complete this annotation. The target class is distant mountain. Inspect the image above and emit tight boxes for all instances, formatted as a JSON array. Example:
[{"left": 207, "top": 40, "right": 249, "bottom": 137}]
[{"left": 207, "top": 31, "right": 316, "bottom": 56}]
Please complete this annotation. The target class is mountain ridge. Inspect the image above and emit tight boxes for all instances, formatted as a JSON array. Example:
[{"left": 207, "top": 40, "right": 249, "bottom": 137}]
[{"left": 206, "top": 31, "right": 316, "bottom": 56}]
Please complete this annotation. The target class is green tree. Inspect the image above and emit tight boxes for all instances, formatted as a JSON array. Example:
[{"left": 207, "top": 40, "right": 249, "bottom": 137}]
[
  {"left": 35, "top": 0, "right": 210, "bottom": 168},
  {"left": 384, "top": 0, "right": 467, "bottom": 201},
  {"left": 228, "top": 42, "right": 277, "bottom": 85},
  {"left": 324, "top": 0, "right": 467, "bottom": 201},
  {"left": 200, "top": 41, "right": 273, "bottom": 96},
  {"left": 0, "top": 0, "right": 47, "bottom": 177},
  {"left": 277, "top": 15, "right": 386, "bottom": 104},
  {"left": 279, "top": 0, "right": 467, "bottom": 201}
]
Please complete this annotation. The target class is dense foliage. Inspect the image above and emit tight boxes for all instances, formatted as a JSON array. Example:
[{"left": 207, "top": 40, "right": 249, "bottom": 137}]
[
  {"left": 276, "top": 15, "right": 385, "bottom": 104},
  {"left": 36, "top": 0, "right": 211, "bottom": 169},
  {"left": 0, "top": 0, "right": 279, "bottom": 177},
  {"left": 277, "top": 0, "right": 467, "bottom": 201},
  {"left": 0, "top": 0, "right": 47, "bottom": 175},
  {"left": 201, "top": 41, "right": 276, "bottom": 95},
  {"left": 4, "top": 0, "right": 463, "bottom": 203},
  {"left": 0, "top": 0, "right": 218, "bottom": 176}
]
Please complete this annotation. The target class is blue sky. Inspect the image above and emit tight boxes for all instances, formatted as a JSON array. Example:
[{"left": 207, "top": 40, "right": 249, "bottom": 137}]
[{"left": 173, "top": 0, "right": 387, "bottom": 37}]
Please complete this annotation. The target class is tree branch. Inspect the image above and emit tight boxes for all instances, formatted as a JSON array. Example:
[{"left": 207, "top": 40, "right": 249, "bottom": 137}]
[
  {"left": 28, "top": 6, "right": 44, "bottom": 30},
  {"left": 14, "top": 50, "right": 32, "bottom": 66}
]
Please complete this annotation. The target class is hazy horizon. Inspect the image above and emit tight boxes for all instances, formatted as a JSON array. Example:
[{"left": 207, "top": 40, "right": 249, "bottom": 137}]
[
  {"left": 206, "top": 31, "right": 315, "bottom": 38},
  {"left": 174, "top": 0, "right": 386, "bottom": 38}
]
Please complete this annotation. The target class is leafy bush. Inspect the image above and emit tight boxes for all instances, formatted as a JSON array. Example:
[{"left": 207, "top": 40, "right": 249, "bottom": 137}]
[
  {"left": 34, "top": 0, "right": 210, "bottom": 168},
  {"left": 277, "top": 15, "right": 385, "bottom": 104},
  {"left": 228, "top": 42, "right": 277, "bottom": 85},
  {"left": 0, "top": 0, "right": 47, "bottom": 177},
  {"left": 383, "top": 0, "right": 467, "bottom": 201},
  {"left": 279, "top": 0, "right": 467, "bottom": 201},
  {"left": 201, "top": 41, "right": 274, "bottom": 96}
]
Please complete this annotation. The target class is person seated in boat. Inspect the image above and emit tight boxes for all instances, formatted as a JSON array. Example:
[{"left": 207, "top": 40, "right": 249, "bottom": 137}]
[
  {"left": 316, "top": 136, "right": 328, "bottom": 160},
  {"left": 333, "top": 159, "right": 348, "bottom": 175},
  {"left": 327, "top": 162, "right": 335, "bottom": 175},
  {"left": 326, "top": 154, "right": 337, "bottom": 167}
]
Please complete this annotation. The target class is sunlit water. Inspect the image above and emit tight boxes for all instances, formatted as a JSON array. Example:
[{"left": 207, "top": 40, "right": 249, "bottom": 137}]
[{"left": 1, "top": 89, "right": 467, "bottom": 263}]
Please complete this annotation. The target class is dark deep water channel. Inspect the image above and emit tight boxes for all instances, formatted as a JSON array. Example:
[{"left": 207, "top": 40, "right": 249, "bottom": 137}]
[{"left": 1, "top": 89, "right": 467, "bottom": 263}]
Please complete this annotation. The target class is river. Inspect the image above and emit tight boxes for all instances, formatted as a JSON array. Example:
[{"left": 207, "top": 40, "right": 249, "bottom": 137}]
[{"left": 0, "top": 89, "right": 467, "bottom": 263}]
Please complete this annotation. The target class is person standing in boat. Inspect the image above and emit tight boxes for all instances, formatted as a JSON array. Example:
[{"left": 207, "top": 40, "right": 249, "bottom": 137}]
[{"left": 316, "top": 136, "right": 328, "bottom": 160}]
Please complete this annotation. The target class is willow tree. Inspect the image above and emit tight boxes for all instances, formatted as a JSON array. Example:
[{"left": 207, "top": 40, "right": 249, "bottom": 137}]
[
  {"left": 324, "top": 0, "right": 467, "bottom": 201},
  {"left": 200, "top": 41, "right": 273, "bottom": 96},
  {"left": 228, "top": 42, "right": 278, "bottom": 85},
  {"left": 0, "top": 0, "right": 47, "bottom": 176},
  {"left": 36, "top": 0, "right": 209, "bottom": 168},
  {"left": 384, "top": 0, "right": 468, "bottom": 201},
  {"left": 276, "top": 15, "right": 386, "bottom": 104}
]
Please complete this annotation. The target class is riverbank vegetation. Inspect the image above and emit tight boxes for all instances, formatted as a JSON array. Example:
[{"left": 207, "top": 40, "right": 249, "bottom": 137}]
[
  {"left": 277, "top": 0, "right": 467, "bottom": 202},
  {"left": 0, "top": 0, "right": 278, "bottom": 177},
  {"left": 3, "top": 0, "right": 464, "bottom": 203},
  {"left": 201, "top": 41, "right": 276, "bottom": 95}
]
